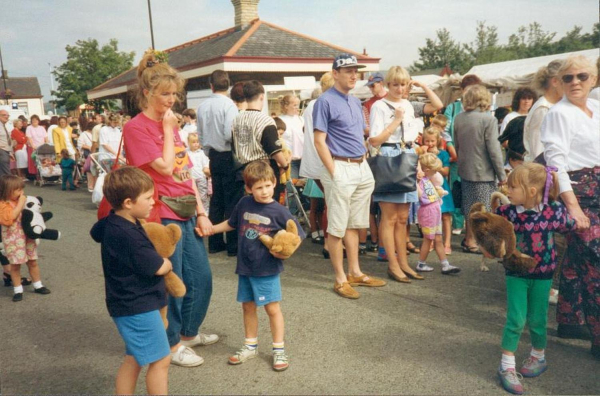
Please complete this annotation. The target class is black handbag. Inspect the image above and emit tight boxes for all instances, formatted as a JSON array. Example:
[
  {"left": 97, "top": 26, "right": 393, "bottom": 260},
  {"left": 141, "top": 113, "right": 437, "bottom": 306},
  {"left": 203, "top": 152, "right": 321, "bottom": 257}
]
[
  {"left": 452, "top": 180, "right": 462, "bottom": 209},
  {"left": 367, "top": 117, "right": 418, "bottom": 194}
]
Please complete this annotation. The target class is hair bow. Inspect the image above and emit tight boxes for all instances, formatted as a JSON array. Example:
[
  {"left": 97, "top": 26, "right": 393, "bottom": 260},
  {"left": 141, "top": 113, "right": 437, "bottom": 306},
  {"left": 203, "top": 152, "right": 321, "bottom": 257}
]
[{"left": 543, "top": 166, "right": 558, "bottom": 204}]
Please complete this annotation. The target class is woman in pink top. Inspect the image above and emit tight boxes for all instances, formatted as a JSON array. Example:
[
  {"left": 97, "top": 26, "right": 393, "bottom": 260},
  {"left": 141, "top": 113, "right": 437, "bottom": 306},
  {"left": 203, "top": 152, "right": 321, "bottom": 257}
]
[
  {"left": 123, "top": 50, "right": 217, "bottom": 368},
  {"left": 25, "top": 115, "right": 47, "bottom": 175}
]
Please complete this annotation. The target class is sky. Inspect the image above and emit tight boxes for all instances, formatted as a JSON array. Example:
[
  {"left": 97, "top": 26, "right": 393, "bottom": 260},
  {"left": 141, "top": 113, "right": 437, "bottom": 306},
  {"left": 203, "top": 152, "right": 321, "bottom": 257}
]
[{"left": 1, "top": 0, "right": 598, "bottom": 104}]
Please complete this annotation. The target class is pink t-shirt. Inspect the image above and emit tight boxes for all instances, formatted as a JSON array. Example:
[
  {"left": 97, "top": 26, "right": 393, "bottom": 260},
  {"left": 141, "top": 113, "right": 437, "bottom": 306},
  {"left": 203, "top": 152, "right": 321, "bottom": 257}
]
[
  {"left": 26, "top": 125, "right": 47, "bottom": 148},
  {"left": 123, "top": 113, "right": 195, "bottom": 221}
]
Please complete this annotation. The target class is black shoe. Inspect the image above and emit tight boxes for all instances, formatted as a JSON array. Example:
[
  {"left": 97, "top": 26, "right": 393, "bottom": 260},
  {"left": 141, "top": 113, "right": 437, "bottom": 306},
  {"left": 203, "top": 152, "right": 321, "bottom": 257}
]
[
  {"left": 34, "top": 286, "right": 51, "bottom": 295},
  {"left": 208, "top": 246, "right": 226, "bottom": 254},
  {"left": 557, "top": 324, "right": 591, "bottom": 341},
  {"left": 3, "top": 274, "right": 31, "bottom": 287},
  {"left": 592, "top": 345, "right": 600, "bottom": 360},
  {"left": 366, "top": 241, "right": 378, "bottom": 252},
  {"left": 12, "top": 293, "right": 23, "bottom": 302},
  {"left": 312, "top": 236, "right": 324, "bottom": 245}
]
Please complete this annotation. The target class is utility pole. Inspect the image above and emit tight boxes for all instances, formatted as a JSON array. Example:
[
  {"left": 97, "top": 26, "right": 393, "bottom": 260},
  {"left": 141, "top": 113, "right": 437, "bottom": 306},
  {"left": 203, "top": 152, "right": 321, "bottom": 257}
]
[
  {"left": 147, "top": 0, "right": 155, "bottom": 49},
  {"left": 48, "top": 62, "right": 56, "bottom": 114},
  {"left": 0, "top": 44, "right": 8, "bottom": 105}
]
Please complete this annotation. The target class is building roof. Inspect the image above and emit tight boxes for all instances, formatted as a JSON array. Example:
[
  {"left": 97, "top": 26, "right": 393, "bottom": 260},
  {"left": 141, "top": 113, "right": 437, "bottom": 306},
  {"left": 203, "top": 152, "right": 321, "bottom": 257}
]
[
  {"left": 1, "top": 77, "right": 43, "bottom": 99},
  {"left": 88, "top": 19, "right": 379, "bottom": 97}
]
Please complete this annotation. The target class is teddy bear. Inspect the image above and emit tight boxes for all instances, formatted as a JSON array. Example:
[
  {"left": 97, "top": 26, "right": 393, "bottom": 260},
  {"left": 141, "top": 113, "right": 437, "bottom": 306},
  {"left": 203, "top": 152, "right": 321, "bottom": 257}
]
[
  {"left": 279, "top": 145, "right": 293, "bottom": 185},
  {"left": 468, "top": 194, "right": 537, "bottom": 274},
  {"left": 141, "top": 221, "right": 187, "bottom": 328},
  {"left": 259, "top": 219, "right": 302, "bottom": 259},
  {"left": 22, "top": 196, "right": 61, "bottom": 241}
]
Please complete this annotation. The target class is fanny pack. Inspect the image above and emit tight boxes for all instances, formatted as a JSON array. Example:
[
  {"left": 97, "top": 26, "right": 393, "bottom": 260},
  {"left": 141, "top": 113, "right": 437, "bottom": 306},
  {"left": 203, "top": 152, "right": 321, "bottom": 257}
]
[{"left": 159, "top": 194, "right": 197, "bottom": 218}]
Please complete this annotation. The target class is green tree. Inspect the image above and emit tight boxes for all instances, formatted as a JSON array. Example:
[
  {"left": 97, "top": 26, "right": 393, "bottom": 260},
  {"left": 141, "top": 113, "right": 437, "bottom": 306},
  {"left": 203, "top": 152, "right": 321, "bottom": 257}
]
[
  {"left": 409, "top": 28, "right": 472, "bottom": 74},
  {"left": 52, "top": 38, "right": 134, "bottom": 112}
]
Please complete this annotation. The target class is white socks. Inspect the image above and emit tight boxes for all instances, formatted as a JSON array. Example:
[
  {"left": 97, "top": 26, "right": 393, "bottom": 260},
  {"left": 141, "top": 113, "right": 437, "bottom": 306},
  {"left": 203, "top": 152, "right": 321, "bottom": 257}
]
[
  {"left": 33, "top": 281, "right": 43, "bottom": 289},
  {"left": 14, "top": 285, "right": 23, "bottom": 294},
  {"left": 311, "top": 231, "right": 319, "bottom": 239},
  {"left": 244, "top": 338, "right": 258, "bottom": 350},
  {"left": 501, "top": 354, "right": 516, "bottom": 371},
  {"left": 531, "top": 348, "right": 545, "bottom": 361}
]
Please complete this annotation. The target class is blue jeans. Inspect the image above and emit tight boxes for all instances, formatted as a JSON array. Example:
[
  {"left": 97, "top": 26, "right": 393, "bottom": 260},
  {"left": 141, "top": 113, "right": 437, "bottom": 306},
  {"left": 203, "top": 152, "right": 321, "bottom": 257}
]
[{"left": 161, "top": 217, "right": 213, "bottom": 346}]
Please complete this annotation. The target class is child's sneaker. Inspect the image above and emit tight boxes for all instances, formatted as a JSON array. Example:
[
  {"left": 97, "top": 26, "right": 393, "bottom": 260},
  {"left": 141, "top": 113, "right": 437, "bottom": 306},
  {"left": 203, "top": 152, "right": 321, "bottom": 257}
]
[
  {"left": 12, "top": 293, "right": 23, "bottom": 302},
  {"left": 416, "top": 263, "right": 434, "bottom": 272},
  {"left": 366, "top": 240, "right": 378, "bottom": 252},
  {"left": 170, "top": 345, "right": 204, "bottom": 367},
  {"left": 377, "top": 246, "right": 388, "bottom": 262},
  {"left": 441, "top": 264, "right": 461, "bottom": 275},
  {"left": 34, "top": 286, "right": 51, "bottom": 294},
  {"left": 273, "top": 351, "right": 289, "bottom": 372},
  {"left": 180, "top": 333, "right": 220, "bottom": 347},
  {"left": 519, "top": 357, "right": 548, "bottom": 377},
  {"left": 359, "top": 243, "right": 367, "bottom": 255},
  {"left": 228, "top": 345, "right": 258, "bottom": 365},
  {"left": 497, "top": 367, "right": 524, "bottom": 395}
]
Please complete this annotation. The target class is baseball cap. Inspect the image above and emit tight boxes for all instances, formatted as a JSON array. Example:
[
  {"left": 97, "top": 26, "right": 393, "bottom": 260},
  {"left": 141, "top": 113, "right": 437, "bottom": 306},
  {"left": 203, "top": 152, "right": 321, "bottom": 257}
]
[
  {"left": 332, "top": 53, "right": 366, "bottom": 70},
  {"left": 366, "top": 72, "right": 384, "bottom": 86}
]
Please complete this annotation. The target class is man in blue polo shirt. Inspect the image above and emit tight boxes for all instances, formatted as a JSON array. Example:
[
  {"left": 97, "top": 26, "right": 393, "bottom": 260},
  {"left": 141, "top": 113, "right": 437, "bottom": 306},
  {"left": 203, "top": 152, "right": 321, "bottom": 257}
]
[{"left": 313, "top": 54, "right": 386, "bottom": 299}]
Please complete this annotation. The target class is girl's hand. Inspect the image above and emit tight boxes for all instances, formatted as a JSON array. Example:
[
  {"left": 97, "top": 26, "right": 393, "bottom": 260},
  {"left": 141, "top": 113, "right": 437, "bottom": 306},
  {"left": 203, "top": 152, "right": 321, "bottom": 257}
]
[
  {"left": 195, "top": 215, "right": 213, "bottom": 237},
  {"left": 18, "top": 194, "right": 27, "bottom": 206},
  {"left": 410, "top": 80, "right": 423, "bottom": 88},
  {"left": 568, "top": 206, "right": 590, "bottom": 230}
]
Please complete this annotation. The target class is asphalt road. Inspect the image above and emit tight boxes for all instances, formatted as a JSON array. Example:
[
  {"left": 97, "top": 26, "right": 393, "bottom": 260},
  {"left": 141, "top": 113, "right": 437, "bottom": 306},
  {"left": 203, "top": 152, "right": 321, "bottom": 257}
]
[{"left": 1, "top": 184, "right": 597, "bottom": 395}]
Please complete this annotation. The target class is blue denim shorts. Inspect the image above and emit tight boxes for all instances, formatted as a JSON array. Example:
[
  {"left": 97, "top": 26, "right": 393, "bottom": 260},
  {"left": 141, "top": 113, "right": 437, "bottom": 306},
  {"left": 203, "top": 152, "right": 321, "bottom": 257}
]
[
  {"left": 237, "top": 274, "right": 282, "bottom": 306},
  {"left": 113, "top": 310, "right": 170, "bottom": 366}
]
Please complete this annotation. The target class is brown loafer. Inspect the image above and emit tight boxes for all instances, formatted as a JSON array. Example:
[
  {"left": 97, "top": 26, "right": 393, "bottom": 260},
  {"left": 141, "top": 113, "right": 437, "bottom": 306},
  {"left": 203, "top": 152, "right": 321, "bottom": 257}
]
[
  {"left": 406, "top": 271, "right": 425, "bottom": 280},
  {"left": 333, "top": 282, "right": 360, "bottom": 299},
  {"left": 387, "top": 270, "right": 411, "bottom": 283},
  {"left": 347, "top": 274, "right": 387, "bottom": 287}
]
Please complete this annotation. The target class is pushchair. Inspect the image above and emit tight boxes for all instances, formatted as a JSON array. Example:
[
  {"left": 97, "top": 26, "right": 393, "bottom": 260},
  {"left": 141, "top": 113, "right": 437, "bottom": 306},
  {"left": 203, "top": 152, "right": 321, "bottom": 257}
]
[
  {"left": 89, "top": 152, "right": 126, "bottom": 205},
  {"left": 33, "top": 144, "right": 61, "bottom": 187}
]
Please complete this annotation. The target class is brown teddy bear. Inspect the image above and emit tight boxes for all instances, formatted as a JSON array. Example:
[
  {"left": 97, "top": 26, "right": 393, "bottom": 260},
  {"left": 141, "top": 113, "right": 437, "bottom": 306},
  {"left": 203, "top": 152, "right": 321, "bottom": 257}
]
[
  {"left": 259, "top": 219, "right": 301, "bottom": 259},
  {"left": 142, "top": 221, "right": 187, "bottom": 328},
  {"left": 468, "top": 194, "right": 537, "bottom": 274}
]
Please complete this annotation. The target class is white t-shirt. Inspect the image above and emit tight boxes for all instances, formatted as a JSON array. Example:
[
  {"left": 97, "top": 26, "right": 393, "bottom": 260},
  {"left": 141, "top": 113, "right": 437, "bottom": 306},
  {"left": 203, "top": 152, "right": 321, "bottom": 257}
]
[
  {"left": 47, "top": 125, "right": 57, "bottom": 145},
  {"left": 187, "top": 148, "right": 209, "bottom": 181},
  {"left": 99, "top": 125, "right": 122, "bottom": 157},
  {"left": 298, "top": 99, "right": 324, "bottom": 179},
  {"left": 541, "top": 97, "right": 600, "bottom": 193},
  {"left": 370, "top": 98, "right": 419, "bottom": 143},
  {"left": 523, "top": 96, "right": 554, "bottom": 162},
  {"left": 278, "top": 114, "right": 304, "bottom": 159},
  {"left": 62, "top": 128, "right": 76, "bottom": 156},
  {"left": 590, "top": 87, "right": 600, "bottom": 101},
  {"left": 78, "top": 131, "right": 93, "bottom": 154}
]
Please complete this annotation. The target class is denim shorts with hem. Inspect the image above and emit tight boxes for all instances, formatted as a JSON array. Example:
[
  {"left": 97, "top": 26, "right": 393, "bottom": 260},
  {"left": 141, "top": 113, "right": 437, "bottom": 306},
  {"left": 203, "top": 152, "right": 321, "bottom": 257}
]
[
  {"left": 237, "top": 274, "right": 282, "bottom": 306},
  {"left": 112, "top": 309, "right": 170, "bottom": 366}
]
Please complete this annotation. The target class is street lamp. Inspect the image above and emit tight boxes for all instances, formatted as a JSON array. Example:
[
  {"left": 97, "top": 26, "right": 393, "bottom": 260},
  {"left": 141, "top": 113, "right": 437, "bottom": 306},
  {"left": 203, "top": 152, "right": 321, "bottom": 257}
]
[
  {"left": 48, "top": 62, "right": 56, "bottom": 114},
  {"left": 147, "top": 0, "right": 155, "bottom": 49}
]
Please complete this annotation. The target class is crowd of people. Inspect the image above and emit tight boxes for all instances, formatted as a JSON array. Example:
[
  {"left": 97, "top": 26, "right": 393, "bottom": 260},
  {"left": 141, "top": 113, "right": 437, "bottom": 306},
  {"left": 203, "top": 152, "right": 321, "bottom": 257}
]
[{"left": 0, "top": 49, "right": 598, "bottom": 395}]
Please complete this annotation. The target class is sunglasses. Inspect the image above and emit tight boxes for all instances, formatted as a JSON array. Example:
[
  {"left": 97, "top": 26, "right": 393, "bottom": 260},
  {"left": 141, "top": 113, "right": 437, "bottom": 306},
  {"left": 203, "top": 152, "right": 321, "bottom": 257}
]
[{"left": 561, "top": 73, "right": 590, "bottom": 84}]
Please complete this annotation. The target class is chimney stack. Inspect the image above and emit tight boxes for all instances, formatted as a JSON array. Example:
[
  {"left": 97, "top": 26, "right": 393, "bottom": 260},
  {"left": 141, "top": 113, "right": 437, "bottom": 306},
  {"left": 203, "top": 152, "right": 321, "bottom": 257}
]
[{"left": 231, "top": 0, "right": 259, "bottom": 29}]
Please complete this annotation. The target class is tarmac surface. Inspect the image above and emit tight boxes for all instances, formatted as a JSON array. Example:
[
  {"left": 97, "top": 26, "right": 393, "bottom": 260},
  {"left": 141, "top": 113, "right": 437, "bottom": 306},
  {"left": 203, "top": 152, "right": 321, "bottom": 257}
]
[{"left": 1, "top": 183, "right": 598, "bottom": 395}]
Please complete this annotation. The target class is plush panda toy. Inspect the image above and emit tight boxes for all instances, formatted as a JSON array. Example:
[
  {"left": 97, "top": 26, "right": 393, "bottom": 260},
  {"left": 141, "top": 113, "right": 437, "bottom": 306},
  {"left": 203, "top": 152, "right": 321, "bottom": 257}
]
[{"left": 21, "top": 196, "right": 61, "bottom": 241}]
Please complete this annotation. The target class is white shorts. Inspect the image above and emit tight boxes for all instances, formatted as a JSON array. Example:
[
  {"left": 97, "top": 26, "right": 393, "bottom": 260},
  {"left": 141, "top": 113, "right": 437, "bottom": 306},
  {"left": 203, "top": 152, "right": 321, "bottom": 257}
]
[{"left": 320, "top": 160, "right": 374, "bottom": 238}]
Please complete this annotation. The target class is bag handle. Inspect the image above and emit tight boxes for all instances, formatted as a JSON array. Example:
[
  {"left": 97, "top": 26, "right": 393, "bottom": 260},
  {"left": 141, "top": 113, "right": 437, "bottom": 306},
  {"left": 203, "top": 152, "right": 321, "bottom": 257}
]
[
  {"left": 112, "top": 134, "right": 125, "bottom": 171},
  {"left": 372, "top": 101, "right": 406, "bottom": 156}
]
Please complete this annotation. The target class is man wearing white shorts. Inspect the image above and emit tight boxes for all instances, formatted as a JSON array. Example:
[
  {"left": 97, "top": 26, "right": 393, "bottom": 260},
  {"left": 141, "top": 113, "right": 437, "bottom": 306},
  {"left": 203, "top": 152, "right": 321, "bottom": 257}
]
[{"left": 313, "top": 54, "right": 386, "bottom": 299}]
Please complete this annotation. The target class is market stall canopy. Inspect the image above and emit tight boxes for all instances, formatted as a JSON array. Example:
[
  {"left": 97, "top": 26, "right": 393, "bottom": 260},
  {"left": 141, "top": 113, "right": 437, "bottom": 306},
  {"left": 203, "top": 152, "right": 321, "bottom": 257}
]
[{"left": 465, "top": 48, "right": 599, "bottom": 90}]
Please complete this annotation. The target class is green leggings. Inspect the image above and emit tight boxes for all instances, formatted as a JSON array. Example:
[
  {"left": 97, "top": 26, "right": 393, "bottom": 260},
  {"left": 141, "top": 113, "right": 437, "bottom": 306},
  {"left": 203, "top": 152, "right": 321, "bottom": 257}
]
[{"left": 502, "top": 276, "right": 553, "bottom": 352}]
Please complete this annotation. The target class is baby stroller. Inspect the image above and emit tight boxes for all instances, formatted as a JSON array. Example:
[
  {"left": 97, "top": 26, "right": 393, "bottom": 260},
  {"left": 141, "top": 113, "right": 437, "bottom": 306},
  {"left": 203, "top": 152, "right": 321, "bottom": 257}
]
[
  {"left": 89, "top": 152, "right": 126, "bottom": 205},
  {"left": 33, "top": 144, "right": 62, "bottom": 187}
]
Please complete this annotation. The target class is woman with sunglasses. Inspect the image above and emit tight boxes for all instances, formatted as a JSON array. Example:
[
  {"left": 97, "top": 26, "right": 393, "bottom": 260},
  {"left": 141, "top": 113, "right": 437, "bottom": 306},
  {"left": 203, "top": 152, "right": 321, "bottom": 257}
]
[{"left": 541, "top": 54, "right": 600, "bottom": 361}]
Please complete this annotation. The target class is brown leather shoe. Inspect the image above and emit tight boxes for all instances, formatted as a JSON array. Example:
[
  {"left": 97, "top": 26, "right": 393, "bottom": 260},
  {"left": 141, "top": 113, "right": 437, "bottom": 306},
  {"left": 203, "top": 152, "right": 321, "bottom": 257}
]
[
  {"left": 333, "top": 282, "right": 360, "bottom": 299},
  {"left": 347, "top": 274, "right": 387, "bottom": 287},
  {"left": 405, "top": 271, "right": 425, "bottom": 280},
  {"left": 387, "top": 270, "right": 411, "bottom": 283}
]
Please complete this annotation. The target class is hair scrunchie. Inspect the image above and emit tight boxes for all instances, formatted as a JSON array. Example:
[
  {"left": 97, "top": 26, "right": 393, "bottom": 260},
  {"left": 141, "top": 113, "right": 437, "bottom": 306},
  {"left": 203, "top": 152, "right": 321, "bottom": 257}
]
[{"left": 543, "top": 165, "right": 558, "bottom": 204}]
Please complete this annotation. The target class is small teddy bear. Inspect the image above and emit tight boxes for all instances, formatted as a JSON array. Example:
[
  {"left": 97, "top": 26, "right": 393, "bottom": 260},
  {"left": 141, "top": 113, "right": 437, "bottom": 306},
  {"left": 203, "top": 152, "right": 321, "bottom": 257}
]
[
  {"left": 259, "top": 219, "right": 302, "bottom": 259},
  {"left": 142, "top": 221, "right": 187, "bottom": 328},
  {"left": 468, "top": 199, "right": 537, "bottom": 274}
]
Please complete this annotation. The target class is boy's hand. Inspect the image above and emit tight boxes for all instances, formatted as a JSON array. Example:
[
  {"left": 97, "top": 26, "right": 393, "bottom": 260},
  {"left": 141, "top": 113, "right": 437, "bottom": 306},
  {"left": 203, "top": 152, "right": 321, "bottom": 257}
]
[{"left": 195, "top": 215, "right": 213, "bottom": 237}]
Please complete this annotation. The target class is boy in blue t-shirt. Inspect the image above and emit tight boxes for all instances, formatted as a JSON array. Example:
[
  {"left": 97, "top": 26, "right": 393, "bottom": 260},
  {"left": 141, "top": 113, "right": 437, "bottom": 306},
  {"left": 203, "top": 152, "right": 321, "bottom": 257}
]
[
  {"left": 211, "top": 160, "right": 305, "bottom": 372},
  {"left": 90, "top": 167, "right": 172, "bottom": 395}
]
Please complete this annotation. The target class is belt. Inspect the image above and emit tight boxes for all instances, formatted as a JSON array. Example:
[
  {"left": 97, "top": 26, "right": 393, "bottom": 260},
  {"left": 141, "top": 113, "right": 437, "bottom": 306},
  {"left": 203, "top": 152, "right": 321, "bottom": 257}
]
[
  {"left": 381, "top": 141, "right": 414, "bottom": 148},
  {"left": 332, "top": 156, "right": 364, "bottom": 164}
]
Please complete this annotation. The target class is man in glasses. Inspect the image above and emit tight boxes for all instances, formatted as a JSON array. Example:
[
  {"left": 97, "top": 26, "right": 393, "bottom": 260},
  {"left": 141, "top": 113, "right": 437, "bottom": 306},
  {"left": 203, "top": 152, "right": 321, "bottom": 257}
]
[
  {"left": 313, "top": 54, "right": 386, "bottom": 299},
  {"left": 0, "top": 109, "right": 15, "bottom": 176}
]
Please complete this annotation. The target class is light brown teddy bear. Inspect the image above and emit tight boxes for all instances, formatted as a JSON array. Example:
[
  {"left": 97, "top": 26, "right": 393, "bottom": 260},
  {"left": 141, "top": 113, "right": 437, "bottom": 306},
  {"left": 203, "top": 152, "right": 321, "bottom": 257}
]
[
  {"left": 142, "top": 222, "right": 187, "bottom": 328},
  {"left": 468, "top": 194, "right": 537, "bottom": 274},
  {"left": 259, "top": 219, "right": 301, "bottom": 259}
]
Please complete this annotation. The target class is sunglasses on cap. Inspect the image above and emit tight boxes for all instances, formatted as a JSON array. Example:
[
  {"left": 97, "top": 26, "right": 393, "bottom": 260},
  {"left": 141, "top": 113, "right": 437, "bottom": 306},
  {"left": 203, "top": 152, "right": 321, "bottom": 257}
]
[{"left": 561, "top": 73, "right": 590, "bottom": 84}]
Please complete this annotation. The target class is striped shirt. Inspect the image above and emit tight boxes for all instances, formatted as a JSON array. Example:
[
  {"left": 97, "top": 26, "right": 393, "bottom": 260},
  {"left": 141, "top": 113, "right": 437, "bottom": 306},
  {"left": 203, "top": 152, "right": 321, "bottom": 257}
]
[{"left": 232, "top": 110, "right": 281, "bottom": 165}]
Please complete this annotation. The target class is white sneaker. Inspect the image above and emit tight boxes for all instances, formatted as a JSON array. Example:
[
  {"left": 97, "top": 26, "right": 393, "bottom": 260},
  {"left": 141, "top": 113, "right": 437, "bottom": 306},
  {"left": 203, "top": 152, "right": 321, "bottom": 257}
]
[
  {"left": 180, "top": 333, "right": 220, "bottom": 347},
  {"left": 549, "top": 288, "right": 559, "bottom": 305},
  {"left": 170, "top": 345, "right": 204, "bottom": 367},
  {"left": 451, "top": 228, "right": 463, "bottom": 235},
  {"left": 416, "top": 263, "right": 434, "bottom": 272},
  {"left": 441, "top": 264, "right": 461, "bottom": 275},
  {"left": 228, "top": 345, "right": 258, "bottom": 365}
]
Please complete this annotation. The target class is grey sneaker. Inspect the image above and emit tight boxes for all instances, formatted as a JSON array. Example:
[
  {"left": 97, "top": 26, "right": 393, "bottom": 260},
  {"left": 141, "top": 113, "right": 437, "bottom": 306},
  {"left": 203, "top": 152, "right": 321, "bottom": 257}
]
[
  {"left": 170, "top": 345, "right": 204, "bottom": 367},
  {"left": 180, "top": 333, "right": 220, "bottom": 348},
  {"left": 519, "top": 357, "right": 548, "bottom": 377},
  {"left": 441, "top": 264, "right": 461, "bottom": 275},
  {"left": 416, "top": 263, "right": 434, "bottom": 272},
  {"left": 228, "top": 345, "right": 258, "bottom": 365},
  {"left": 273, "top": 351, "right": 289, "bottom": 372},
  {"left": 498, "top": 367, "right": 524, "bottom": 395}
]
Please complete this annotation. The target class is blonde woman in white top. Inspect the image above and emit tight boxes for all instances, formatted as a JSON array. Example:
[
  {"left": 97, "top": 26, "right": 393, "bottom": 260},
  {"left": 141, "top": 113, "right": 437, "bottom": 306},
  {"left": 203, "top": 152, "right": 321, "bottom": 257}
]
[{"left": 278, "top": 94, "right": 304, "bottom": 179}]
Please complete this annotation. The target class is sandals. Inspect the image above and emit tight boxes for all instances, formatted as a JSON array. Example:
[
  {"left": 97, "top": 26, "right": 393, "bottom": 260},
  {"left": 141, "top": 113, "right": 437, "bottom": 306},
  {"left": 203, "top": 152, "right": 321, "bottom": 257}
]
[{"left": 406, "top": 243, "right": 421, "bottom": 254}]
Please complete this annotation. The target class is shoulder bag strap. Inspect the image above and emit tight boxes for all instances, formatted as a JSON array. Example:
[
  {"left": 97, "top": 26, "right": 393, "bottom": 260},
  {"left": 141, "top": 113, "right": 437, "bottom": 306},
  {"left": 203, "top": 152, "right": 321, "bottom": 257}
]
[{"left": 112, "top": 134, "right": 125, "bottom": 170}]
